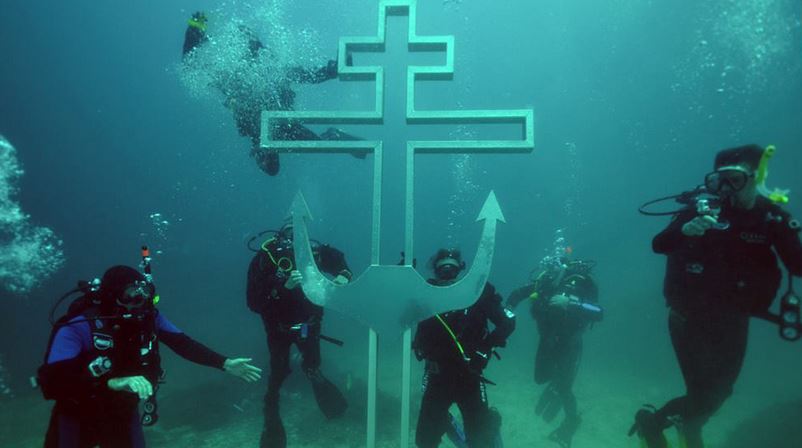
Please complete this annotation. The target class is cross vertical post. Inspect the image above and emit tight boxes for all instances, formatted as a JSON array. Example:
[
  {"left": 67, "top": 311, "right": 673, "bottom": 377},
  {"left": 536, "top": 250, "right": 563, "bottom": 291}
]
[{"left": 266, "top": 1, "right": 535, "bottom": 446}]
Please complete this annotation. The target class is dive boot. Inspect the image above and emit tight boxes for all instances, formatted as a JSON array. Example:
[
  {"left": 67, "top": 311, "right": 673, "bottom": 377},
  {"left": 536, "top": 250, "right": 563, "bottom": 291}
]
[
  {"left": 445, "top": 412, "right": 468, "bottom": 448},
  {"left": 548, "top": 415, "right": 580, "bottom": 448},
  {"left": 628, "top": 406, "right": 670, "bottom": 448}
]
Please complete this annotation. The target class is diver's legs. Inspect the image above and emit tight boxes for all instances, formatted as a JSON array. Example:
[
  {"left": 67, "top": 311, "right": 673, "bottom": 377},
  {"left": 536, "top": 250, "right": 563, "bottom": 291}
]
[
  {"left": 553, "top": 336, "right": 582, "bottom": 418},
  {"left": 457, "top": 379, "right": 498, "bottom": 448},
  {"left": 261, "top": 329, "right": 292, "bottom": 448},
  {"left": 298, "top": 327, "right": 347, "bottom": 420},
  {"left": 534, "top": 336, "right": 562, "bottom": 422},
  {"left": 415, "top": 369, "right": 453, "bottom": 448},
  {"left": 253, "top": 122, "right": 321, "bottom": 176},
  {"left": 548, "top": 336, "right": 583, "bottom": 447},
  {"left": 668, "top": 309, "right": 749, "bottom": 448},
  {"left": 251, "top": 138, "right": 280, "bottom": 177},
  {"left": 44, "top": 408, "right": 84, "bottom": 448},
  {"left": 534, "top": 336, "right": 558, "bottom": 385}
]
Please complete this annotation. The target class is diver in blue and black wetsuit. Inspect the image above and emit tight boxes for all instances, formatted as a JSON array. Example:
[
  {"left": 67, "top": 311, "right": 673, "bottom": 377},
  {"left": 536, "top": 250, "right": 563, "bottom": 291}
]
[
  {"left": 181, "top": 11, "right": 362, "bottom": 177},
  {"left": 38, "top": 264, "right": 261, "bottom": 448}
]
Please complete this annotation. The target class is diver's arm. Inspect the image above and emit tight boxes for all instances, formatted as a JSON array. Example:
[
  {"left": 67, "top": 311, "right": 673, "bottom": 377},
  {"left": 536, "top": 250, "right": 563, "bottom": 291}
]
[
  {"left": 506, "top": 284, "right": 535, "bottom": 310},
  {"left": 653, "top": 210, "right": 695, "bottom": 254},
  {"left": 38, "top": 357, "right": 99, "bottom": 401},
  {"left": 482, "top": 285, "right": 516, "bottom": 348},
  {"left": 246, "top": 254, "right": 271, "bottom": 314},
  {"left": 159, "top": 331, "right": 227, "bottom": 369},
  {"left": 289, "top": 60, "right": 338, "bottom": 84},
  {"left": 158, "top": 315, "right": 227, "bottom": 369},
  {"left": 317, "top": 245, "right": 353, "bottom": 281},
  {"left": 38, "top": 324, "right": 99, "bottom": 401}
]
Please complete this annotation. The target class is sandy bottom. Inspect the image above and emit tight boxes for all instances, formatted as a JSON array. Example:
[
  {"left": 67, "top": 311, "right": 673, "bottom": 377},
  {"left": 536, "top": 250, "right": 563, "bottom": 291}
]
[{"left": 3, "top": 361, "right": 800, "bottom": 448}]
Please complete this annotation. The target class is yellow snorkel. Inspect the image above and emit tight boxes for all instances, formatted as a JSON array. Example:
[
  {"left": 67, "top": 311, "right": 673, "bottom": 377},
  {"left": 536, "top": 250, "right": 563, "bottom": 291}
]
[
  {"left": 188, "top": 13, "right": 208, "bottom": 31},
  {"left": 756, "top": 145, "right": 790, "bottom": 204}
]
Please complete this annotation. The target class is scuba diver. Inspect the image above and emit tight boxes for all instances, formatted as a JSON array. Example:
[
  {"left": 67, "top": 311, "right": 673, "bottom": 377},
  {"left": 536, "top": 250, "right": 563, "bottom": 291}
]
[
  {"left": 412, "top": 248, "right": 515, "bottom": 448},
  {"left": 246, "top": 222, "right": 352, "bottom": 448},
  {"left": 38, "top": 253, "right": 261, "bottom": 448},
  {"left": 181, "top": 11, "right": 362, "bottom": 177},
  {"left": 631, "top": 144, "right": 802, "bottom": 448},
  {"left": 506, "top": 236, "right": 602, "bottom": 448}
]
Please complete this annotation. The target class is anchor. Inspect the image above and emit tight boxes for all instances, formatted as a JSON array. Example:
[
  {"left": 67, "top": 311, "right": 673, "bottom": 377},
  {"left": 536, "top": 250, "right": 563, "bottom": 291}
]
[{"left": 261, "top": 1, "right": 534, "bottom": 446}]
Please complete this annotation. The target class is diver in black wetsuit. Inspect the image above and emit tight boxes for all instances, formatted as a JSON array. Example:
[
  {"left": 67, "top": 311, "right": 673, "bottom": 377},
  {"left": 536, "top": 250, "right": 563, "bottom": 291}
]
[
  {"left": 246, "top": 223, "right": 352, "bottom": 448},
  {"left": 38, "top": 265, "right": 261, "bottom": 448},
  {"left": 413, "top": 248, "right": 515, "bottom": 448},
  {"left": 630, "top": 144, "right": 802, "bottom": 448},
  {"left": 181, "top": 11, "right": 361, "bottom": 176},
  {"left": 507, "top": 256, "right": 602, "bottom": 448}
]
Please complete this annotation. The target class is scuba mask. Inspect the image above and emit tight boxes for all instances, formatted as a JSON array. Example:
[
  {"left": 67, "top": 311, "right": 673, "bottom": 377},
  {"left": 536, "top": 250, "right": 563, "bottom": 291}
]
[
  {"left": 117, "top": 281, "right": 155, "bottom": 312},
  {"left": 704, "top": 167, "right": 754, "bottom": 194},
  {"left": 435, "top": 257, "right": 464, "bottom": 280},
  {"left": 274, "top": 224, "right": 294, "bottom": 252}
]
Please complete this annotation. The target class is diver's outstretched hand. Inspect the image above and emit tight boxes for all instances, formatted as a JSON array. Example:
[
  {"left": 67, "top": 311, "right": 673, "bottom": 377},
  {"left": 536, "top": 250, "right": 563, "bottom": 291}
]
[
  {"left": 108, "top": 375, "right": 153, "bottom": 400},
  {"left": 224, "top": 358, "right": 263, "bottom": 383}
]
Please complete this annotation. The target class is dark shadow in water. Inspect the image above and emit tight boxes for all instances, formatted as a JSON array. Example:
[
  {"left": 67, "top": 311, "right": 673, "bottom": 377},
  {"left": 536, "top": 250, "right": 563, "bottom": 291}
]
[{"left": 723, "top": 400, "right": 802, "bottom": 448}]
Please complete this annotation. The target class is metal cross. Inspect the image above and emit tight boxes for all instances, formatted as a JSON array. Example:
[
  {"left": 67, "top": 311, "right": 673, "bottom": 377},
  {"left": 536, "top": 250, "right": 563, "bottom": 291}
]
[{"left": 260, "top": 1, "right": 534, "bottom": 446}]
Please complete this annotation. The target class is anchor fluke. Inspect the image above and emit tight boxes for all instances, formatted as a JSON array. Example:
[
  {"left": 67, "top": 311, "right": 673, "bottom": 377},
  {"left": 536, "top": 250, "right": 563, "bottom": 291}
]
[{"left": 476, "top": 190, "right": 506, "bottom": 224}]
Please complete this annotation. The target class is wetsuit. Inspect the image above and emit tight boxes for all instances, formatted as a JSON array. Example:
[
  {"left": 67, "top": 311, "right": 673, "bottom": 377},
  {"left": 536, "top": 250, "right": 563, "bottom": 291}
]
[
  {"left": 247, "top": 241, "right": 352, "bottom": 448},
  {"left": 507, "top": 263, "right": 600, "bottom": 446},
  {"left": 181, "top": 23, "right": 339, "bottom": 150},
  {"left": 413, "top": 281, "right": 515, "bottom": 448},
  {"left": 652, "top": 196, "right": 802, "bottom": 446},
  {"left": 39, "top": 309, "right": 226, "bottom": 448}
]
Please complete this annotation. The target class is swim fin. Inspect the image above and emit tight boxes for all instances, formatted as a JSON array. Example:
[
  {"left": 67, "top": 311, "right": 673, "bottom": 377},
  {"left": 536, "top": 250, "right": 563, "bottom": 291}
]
[
  {"left": 535, "top": 384, "right": 563, "bottom": 423},
  {"left": 445, "top": 412, "right": 468, "bottom": 448},
  {"left": 308, "top": 369, "right": 347, "bottom": 419},
  {"left": 260, "top": 409, "right": 286, "bottom": 448},
  {"left": 548, "top": 415, "right": 580, "bottom": 448},
  {"left": 320, "top": 127, "right": 366, "bottom": 159},
  {"left": 628, "top": 406, "right": 670, "bottom": 448},
  {"left": 489, "top": 407, "right": 504, "bottom": 448}
]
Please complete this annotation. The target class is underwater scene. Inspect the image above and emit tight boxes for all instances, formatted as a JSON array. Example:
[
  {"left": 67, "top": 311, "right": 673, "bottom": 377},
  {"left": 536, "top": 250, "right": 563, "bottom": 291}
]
[{"left": 1, "top": 0, "right": 801, "bottom": 447}]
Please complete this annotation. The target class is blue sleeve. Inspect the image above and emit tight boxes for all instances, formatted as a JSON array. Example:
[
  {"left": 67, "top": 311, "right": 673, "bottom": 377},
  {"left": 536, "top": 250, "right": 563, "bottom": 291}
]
[
  {"left": 47, "top": 319, "right": 91, "bottom": 364},
  {"left": 157, "top": 313, "right": 183, "bottom": 334}
]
